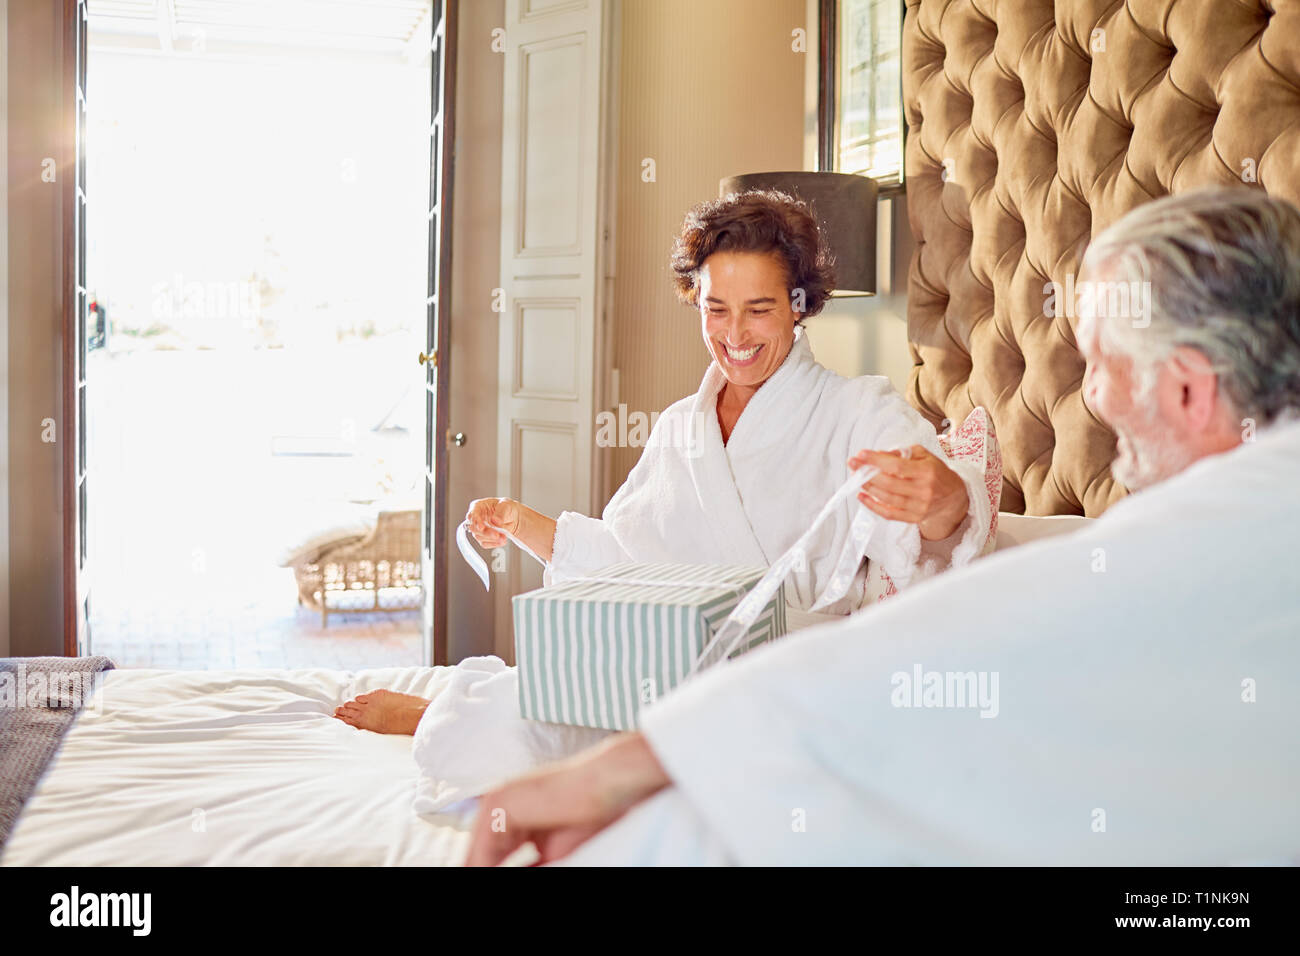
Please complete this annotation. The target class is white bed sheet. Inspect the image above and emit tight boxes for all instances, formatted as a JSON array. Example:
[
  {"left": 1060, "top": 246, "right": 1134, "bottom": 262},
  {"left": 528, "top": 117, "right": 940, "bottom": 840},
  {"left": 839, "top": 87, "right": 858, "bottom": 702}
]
[{"left": 1, "top": 665, "right": 475, "bottom": 867}]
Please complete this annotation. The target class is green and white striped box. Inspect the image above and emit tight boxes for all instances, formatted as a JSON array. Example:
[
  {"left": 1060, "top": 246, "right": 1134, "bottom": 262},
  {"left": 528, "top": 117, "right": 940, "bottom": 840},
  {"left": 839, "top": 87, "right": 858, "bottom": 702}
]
[{"left": 512, "top": 563, "right": 786, "bottom": 731}]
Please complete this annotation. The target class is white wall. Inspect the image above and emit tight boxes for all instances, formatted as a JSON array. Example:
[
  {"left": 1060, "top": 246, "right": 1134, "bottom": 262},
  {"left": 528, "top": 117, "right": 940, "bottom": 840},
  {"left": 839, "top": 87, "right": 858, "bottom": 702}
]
[
  {"left": 608, "top": 0, "right": 808, "bottom": 494},
  {"left": 6, "top": 0, "right": 65, "bottom": 659},
  {"left": 801, "top": 196, "right": 914, "bottom": 396}
]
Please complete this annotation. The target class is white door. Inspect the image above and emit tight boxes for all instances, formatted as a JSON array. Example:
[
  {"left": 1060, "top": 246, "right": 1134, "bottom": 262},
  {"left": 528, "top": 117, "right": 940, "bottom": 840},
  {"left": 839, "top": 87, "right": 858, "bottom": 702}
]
[{"left": 494, "top": 0, "right": 614, "bottom": 658}]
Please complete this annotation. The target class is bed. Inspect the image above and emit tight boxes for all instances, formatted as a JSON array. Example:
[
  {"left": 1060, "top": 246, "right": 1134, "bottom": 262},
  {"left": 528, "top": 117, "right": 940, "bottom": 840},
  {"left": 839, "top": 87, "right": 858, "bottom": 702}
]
[{"left": 1, "top": 666, "right": 475, "bottom": 866}]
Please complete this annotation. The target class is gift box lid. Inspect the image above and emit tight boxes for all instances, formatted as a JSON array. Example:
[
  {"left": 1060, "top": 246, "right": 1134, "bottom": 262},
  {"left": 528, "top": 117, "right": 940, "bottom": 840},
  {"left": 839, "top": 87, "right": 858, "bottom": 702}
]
[{"left": 513, "top": 562, "right": 766, "bottom": 610}]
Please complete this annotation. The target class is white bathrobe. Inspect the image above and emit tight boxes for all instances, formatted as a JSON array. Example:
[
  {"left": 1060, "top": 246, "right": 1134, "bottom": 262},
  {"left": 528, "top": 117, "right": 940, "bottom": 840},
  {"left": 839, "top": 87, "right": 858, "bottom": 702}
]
[
  {"left": 550, "top": 330, "right": 990, "bottom": 613},
  {"left": 412, "top": 332, "right": 989, "bottom": 813},
  {"left": 559, "top": 418, "right": 1300, "bottom": 866}
]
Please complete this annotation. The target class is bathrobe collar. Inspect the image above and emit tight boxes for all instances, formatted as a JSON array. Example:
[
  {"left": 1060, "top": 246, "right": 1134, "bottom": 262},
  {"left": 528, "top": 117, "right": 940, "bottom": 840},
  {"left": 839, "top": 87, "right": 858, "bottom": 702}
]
[{"left": 686, "top": 329, "right": 818, "bottom": 564}]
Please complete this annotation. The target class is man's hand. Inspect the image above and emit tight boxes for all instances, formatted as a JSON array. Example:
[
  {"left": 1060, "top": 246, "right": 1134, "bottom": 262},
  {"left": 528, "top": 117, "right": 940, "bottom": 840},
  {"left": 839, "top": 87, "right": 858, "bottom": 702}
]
[
  {"left": 465, "top": 732, "right": 671, "bottom": 866},
  {"left": 849, "top": 445, "right": 969, "bottom": 541}
]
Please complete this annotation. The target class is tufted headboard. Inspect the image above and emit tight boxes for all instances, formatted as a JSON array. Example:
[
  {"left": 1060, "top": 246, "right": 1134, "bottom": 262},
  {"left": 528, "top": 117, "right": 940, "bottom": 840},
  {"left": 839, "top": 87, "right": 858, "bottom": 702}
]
[{"left": 901, "top": 0, "right": 1300, "bottom": 515}]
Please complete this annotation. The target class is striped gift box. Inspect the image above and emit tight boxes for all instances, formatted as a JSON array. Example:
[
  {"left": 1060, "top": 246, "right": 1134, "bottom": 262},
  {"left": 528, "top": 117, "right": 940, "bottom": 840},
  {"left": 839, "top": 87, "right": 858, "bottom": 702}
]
[{"left": 512, "top": 563, "right": 786, "bottom": 731}]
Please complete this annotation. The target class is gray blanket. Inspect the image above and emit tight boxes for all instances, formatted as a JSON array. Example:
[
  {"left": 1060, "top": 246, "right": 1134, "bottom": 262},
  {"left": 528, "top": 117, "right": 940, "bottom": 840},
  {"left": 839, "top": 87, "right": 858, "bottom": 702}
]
[{"left": 0, "top": 656, "right": 115, "bottom": 852}]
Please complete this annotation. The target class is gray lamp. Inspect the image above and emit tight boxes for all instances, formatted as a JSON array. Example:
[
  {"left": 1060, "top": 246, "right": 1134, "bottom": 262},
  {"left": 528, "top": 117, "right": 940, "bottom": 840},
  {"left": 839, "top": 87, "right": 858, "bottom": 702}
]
[{"left": 718, "top": 171, "right": 877, "bottom": 296}]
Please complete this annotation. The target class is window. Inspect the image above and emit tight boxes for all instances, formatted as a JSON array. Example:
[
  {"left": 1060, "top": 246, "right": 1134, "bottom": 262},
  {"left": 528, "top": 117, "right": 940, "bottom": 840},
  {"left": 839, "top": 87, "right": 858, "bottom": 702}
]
[{"left": 820, "top": 0, "right": 904, "bottom": 189}]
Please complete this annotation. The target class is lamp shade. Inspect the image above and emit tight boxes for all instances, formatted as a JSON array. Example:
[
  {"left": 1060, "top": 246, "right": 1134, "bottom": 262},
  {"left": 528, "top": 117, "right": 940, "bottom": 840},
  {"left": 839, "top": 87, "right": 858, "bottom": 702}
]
[{"left": 718, "top": 171, "right": 877, "bottom": 296}]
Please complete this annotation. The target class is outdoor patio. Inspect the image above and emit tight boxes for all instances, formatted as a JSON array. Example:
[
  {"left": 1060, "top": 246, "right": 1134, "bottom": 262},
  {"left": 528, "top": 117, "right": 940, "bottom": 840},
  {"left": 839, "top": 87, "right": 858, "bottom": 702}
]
[{"left": 86, "top": 340, "right": 425, "bottom": 670}]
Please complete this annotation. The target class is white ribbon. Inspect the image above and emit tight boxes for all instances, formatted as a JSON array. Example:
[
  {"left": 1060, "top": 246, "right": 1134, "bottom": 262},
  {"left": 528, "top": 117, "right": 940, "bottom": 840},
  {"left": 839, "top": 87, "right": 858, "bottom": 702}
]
[
  {"left": 809, "top": 447, "right": 910, "bottom": 612},
  {"left": 688, "top": 463, "right": 879, "bottom": 676},
  {"left": 456, "top": 519, "right": 548, "bottom": 592}
]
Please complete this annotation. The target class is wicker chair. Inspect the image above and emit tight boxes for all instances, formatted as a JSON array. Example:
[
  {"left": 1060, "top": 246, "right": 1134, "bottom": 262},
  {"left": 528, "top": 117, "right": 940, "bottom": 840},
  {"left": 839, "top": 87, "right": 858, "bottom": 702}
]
[{"left": 291, "top": 509, "right": 423, "bottom": 626}]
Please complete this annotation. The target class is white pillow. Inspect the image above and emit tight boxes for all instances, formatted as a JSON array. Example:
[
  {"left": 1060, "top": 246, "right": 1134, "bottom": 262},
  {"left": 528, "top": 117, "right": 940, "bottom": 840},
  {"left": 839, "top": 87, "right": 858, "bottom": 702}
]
[{"left": 992, "top": 512, "right": 1091, "bottom": 552}]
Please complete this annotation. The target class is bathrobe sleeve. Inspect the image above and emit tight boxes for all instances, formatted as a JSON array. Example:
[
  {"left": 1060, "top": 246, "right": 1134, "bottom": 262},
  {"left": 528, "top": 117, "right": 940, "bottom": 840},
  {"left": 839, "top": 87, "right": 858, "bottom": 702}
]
[
  {"left": 545, "top": 395, "right": 713, "bottom": 585},
  {"left": 844, "top": 382, "right": 992, "bottom": 595},
  {"left": 545, "top": 512, "right": 630, "bottom": 585},
  {"left": 544, "top": 415, "right": 662, "bottom": 584}
]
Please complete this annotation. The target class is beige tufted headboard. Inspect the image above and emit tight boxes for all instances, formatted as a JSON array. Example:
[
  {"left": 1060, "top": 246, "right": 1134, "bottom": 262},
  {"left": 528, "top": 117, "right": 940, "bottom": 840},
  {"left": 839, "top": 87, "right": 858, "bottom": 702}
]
[{"left": 901, "top": 0, "right": 1300, "bottom": 515}]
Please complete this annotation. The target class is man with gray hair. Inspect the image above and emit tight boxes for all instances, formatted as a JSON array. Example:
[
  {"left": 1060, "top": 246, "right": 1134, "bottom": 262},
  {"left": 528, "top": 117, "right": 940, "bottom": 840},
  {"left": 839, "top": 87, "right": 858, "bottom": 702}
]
[
  {"left": 1076, "top": 188, "right": 1300, "bottom": 490},
  {"left": 466, "top": 187, "right": 1300, "bottom": 866}
]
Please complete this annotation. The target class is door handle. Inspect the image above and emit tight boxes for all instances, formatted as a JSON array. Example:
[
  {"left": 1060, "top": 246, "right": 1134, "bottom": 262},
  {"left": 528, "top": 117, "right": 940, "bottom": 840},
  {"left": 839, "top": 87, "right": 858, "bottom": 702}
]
[
  {"left": 418, "top": 350, "right": 438, "bottom": 367},
  {"left": 448, "top": 431, "right": 467, "bottom": 448}
]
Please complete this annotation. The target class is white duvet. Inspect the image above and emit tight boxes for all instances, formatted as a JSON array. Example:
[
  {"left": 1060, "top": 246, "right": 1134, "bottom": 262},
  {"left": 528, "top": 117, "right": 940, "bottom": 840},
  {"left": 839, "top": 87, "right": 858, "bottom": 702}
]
[{"left": 2, "top": 666, "right": 476, "bottom": 867}]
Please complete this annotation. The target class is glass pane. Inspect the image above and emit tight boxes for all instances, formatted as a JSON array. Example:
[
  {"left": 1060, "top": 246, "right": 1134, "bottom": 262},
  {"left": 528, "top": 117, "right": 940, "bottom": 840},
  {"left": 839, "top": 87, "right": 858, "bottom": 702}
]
[
  {"left": 429, "top": 124, "right": 440, "bottom": 213},
  {"left": 79, "top": 383, "right": 87, "bottom": 478},
  {"left": 428, "top": 209, "right": 439, "bottom": 300},
  {"left": 424, "top": 478, "right": 432, "bottom": 552},
  {"left": 78, "top": 289, "right": 87, "bottom": 378},
  {"left": 78, "top": 195, "right": 87, "bottom": 291},
  {"left": 431, "top": 36, "right": 442, "bottom": 122},
  {"left": 426, "top": 386, "right": 435, "bottom": 469},
  {"left": 837, "top": 0, "right": 903, "bottom": 183},
  {"left": 80, "top": 475, "right": 88, "bottom": 565}
]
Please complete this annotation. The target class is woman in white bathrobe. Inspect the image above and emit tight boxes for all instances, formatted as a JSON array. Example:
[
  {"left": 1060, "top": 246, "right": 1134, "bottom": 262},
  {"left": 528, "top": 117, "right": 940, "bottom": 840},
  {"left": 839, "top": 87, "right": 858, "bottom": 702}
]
[{"left": 335, "top": 189, "right": 989, "bottom": 736}]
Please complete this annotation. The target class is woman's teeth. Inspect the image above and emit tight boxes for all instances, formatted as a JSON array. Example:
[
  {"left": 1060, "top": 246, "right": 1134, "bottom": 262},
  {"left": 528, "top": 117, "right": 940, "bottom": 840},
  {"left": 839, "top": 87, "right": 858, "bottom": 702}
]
[{"left": 724, "top": 343, "right": 761, "bottom": 364}]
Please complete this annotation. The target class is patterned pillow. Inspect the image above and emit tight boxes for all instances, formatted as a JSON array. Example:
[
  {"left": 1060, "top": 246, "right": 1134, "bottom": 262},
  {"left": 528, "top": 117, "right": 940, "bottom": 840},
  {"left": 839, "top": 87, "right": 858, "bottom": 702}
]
[{"left": 938, "top": 406, "right": 1002, "bottom": 557}]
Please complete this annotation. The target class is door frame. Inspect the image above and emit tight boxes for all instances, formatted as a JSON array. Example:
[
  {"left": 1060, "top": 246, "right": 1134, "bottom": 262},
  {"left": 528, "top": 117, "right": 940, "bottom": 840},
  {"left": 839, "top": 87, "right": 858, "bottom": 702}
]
[
  {"left": 426, "top": 0, "right": 459, "bottom": 665},
  {"left": 60, "top": 2, "right": 459, "bottom": 662},
  {"left": 61, "top": 0, "right": 88, "bottom": 656}
]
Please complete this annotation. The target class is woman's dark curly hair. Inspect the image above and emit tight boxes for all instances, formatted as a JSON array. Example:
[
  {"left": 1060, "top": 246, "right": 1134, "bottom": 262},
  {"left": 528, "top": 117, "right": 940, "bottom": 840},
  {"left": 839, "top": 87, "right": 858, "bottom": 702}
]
[{"left": 670, "top": 189, "right": 836, "bottom": 321}]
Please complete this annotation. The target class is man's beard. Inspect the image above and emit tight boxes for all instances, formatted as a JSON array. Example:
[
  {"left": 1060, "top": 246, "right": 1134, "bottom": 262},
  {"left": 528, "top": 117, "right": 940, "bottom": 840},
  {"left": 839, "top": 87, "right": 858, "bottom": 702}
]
[{"left": 1111, "top": 410, "right": 1196, "bottom": 491}]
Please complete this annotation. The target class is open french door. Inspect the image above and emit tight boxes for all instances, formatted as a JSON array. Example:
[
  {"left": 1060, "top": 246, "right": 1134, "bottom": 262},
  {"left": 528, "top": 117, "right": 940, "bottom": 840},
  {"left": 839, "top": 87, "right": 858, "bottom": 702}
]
[
  {"left": 61, "top": 1, "right": 457, "bottom": 664},
  {"left": 422, "top": 0, "right": 459, "bottom": 665}
]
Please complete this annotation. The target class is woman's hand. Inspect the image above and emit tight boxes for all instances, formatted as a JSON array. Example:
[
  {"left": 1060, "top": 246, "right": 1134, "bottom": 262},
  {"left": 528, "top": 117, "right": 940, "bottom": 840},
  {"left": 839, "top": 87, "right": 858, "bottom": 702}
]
[
  {"left": 466, "top": 498, "right": 559, "bottom": 563},
  {"left": 465, "top": 497, "right": 521, "bottom": 549},
  {"left": 849, "top": 445, "right": 970, "bottom": 541},
  {"left": 465, "top": 732, "right": 671, "bottom": 867}
]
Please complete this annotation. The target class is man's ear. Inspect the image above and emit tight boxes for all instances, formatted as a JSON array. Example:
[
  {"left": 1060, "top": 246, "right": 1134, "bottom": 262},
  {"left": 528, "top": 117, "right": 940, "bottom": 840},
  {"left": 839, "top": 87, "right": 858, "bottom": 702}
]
[{"left": 1166, "top": 346, "right": 1221, "bottom": 433}]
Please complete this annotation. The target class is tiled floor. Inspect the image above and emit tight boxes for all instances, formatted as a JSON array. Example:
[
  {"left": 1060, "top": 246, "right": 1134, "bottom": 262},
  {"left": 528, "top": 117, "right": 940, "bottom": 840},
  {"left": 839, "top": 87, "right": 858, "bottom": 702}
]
[
  {"left": 91, "top": 583, "right": 423, "bottom": 671},
  {"left": 86, "top": 343, "right": 426, "bottom": 671}
]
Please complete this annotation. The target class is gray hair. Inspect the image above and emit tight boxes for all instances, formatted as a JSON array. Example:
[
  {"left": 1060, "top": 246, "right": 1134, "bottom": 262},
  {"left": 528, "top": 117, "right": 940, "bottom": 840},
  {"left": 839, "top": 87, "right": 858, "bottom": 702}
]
[{"left": 1079, "top": 187, "right": 1300, "bottom": 424}]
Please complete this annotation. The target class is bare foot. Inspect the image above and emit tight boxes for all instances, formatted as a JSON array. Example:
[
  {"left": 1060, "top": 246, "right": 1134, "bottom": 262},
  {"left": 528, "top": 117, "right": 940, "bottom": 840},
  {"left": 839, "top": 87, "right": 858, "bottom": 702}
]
[{"left": 333, "top": 689, "right": 431, "bottom": 735}]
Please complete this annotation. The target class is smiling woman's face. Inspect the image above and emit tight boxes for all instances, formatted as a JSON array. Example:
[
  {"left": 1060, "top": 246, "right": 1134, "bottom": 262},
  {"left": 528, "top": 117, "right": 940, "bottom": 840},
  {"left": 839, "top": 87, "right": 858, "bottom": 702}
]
[{"left": 698, "top": 249, "right": 798, "bottom": 391}]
